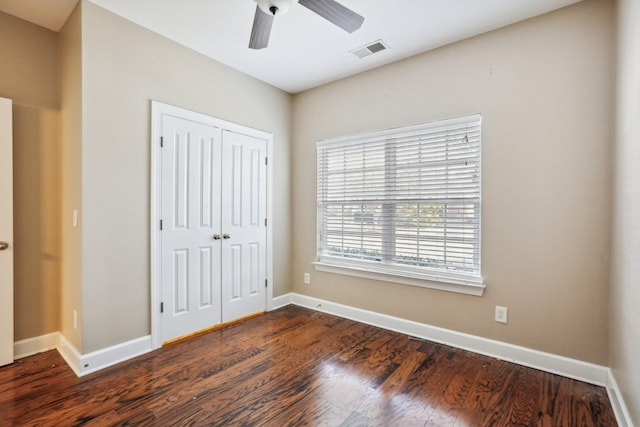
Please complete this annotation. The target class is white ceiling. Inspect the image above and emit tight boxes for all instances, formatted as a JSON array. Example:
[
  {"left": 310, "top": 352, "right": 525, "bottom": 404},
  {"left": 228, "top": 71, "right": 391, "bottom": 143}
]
[{"left": 1, "top": 0, "right": 582, "bottom": 94}]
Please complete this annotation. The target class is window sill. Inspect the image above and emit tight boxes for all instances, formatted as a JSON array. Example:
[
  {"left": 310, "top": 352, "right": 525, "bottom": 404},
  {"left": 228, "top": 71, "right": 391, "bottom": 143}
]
[{"left": 313, "top": 261, "right": 485, "bottom": 296}]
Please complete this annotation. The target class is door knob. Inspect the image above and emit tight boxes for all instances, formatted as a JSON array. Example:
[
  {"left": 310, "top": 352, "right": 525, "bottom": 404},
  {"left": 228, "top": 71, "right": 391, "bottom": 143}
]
[
  {"left": 0, "top": 242, "right": 8, "bottom": 251},
  {"left": 213, "top": 234, "right": 221, "bottom": 240},
  {"left": 222, "top": 234, "right": 231, "bottom": 240}
]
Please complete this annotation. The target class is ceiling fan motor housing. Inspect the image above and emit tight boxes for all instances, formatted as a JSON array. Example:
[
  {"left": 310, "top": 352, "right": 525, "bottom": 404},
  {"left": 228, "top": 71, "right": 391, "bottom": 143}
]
[{"left": 255, "top": 0, "right": 294, "bottom": 15}]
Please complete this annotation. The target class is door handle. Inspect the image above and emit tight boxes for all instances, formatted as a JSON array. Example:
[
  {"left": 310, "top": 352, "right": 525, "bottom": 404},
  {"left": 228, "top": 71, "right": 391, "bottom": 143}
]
[
  {"left": 213, "top": 234, "right": 221, "bottom": 240},
  {"left": 222, "top": 234, "right": 231, "bottom": 240},
  {"left": 0, "top": 242, "right": 8, "bottom": 251}
]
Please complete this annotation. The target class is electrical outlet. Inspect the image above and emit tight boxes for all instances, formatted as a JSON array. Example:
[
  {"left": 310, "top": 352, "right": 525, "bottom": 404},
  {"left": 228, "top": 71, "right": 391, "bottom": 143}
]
[
  {"left": 304, "top": 273, "right": 311, "bottom": 284},
  {"left": 495, "top": 306, "right": 508, "bottom": 324},
  {"left": 73, "top": 310, "right": 78, "bottom": 329}
]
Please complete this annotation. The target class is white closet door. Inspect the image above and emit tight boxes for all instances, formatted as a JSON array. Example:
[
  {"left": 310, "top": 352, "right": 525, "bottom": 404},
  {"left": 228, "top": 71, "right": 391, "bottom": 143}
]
[
  {"left": 221, "top": 130, "right": 267, "bottom": 322},
  {"left": 160, "top": 115, "right": 222, "bottom": 342},
  {"left": 0, "top": 97, "right": 13, "bottom": 366}
]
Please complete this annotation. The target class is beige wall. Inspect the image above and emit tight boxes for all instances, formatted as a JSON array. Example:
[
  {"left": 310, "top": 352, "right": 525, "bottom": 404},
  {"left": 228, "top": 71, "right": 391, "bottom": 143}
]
[
  {"left": 80, "top": 1, "right": 292, "bottom": 352},
  {"left": 0, "top": 11, "right": 61, "bottom": 341},
  {"left": 59, "top": 3, "right": 83, "bottom": 349},
  {"left": 292, "top": 0, "right": 614, "bottom": 364},
  {"left": 611, "top": 0, "right": 640, "bottom": 423}
]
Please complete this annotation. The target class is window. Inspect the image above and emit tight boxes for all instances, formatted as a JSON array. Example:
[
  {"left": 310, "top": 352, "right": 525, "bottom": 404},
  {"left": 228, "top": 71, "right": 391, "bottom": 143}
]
[{"left": 315, "top": 114, "right": 484, "bottom": 295}]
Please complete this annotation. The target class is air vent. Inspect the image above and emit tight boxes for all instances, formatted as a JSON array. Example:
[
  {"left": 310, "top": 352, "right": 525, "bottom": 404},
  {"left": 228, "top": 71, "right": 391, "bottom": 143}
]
[{"left": 350, "top": 40, "right": 389, "bottom": 59}]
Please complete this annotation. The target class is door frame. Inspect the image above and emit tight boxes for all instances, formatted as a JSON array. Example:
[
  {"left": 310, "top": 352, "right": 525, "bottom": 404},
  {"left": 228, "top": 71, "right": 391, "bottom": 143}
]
[
  {"left": 150, "top": 101, "right": 274, "bottom": 350},
  {"left": 0, "top": 97, "right": 13, "bottom": 366}
]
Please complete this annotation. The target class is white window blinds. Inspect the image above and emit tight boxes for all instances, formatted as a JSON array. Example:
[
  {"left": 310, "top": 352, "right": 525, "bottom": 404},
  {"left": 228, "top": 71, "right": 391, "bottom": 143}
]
[{"left": 317, "top": 114, "right": 482, "bottom": 286}]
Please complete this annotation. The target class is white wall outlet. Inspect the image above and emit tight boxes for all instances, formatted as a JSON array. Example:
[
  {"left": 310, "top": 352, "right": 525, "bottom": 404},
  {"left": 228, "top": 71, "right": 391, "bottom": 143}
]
[
  {"left": 304, "top": 273, "right": 311, "bottom": 284},
  {"left": 72, "top": 209, "right": 78, "bottom": 227},
  {"left": 495, "top": 306, "right": 508, "bottom": 324},
  {"left": 73, "top": 310, "right": 78, "bottom": 329}
]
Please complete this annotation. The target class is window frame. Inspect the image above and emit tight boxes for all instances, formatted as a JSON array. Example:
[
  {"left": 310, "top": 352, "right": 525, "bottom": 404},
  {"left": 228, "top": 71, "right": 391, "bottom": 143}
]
[{"left": 315, "top": 114, "right": 484, "bottom": 296}]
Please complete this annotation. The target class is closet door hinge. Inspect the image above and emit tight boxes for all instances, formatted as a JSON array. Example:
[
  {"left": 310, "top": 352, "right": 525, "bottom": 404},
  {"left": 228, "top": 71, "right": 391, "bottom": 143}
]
[
  {"left": 160, "top": 136, "right": 164, "bottom": 147},
  {"left": 265, "top": 157, "right": 268, "bottom": 166},
  {"left": 160, "top": 302, "right": 164, "bottom": 313},
  {"left": 265, "top": 279, "right": 268, "bottom": 288},
  {"left": 160, "top": 219, "right": 164, "bottom": 230},
  {"left": 264, "top": 218, "right": 267, "bottom": 227}
]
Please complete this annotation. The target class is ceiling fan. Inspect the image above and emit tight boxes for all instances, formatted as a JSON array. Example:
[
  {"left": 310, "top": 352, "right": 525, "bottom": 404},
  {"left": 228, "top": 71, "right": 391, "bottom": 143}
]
[{"left": 249, "top": 0, "right": 365, "bottom": 49}]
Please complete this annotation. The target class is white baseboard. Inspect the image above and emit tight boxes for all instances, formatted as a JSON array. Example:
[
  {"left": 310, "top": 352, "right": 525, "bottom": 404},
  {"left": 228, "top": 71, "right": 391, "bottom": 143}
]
[
  {"left": 22, "top": 333, "right": 153, "bottom": 378},
  {"left": 76, "top": 336, "right": 153, "bottom": 377},
  {"left": 14, "top": 332, "right": 59, "bottom": 360},
  {"left": 607, "top": 369, "right": 634, "bottom": 427},
  {"left": 271, "top": 292, "right": 294, "bottom": 310},
  {"left": 290, "top": 293, "right": 609, "bottom": 387},
  {"left": 57, "top": 333, "right": 82, "bottom": 376}
]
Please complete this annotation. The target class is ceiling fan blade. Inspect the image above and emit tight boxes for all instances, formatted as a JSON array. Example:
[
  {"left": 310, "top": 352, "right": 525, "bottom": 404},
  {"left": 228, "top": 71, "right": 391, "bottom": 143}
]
[
  {"left": 249, "top": 5, "right": 274, "bottom": 49},
  {"left": 298, "top": 0, "right": 364, "bottom": 33}
]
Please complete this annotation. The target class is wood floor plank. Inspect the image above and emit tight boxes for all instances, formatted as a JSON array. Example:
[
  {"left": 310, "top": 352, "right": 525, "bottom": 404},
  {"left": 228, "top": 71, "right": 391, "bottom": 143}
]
[
  {"left": 503, "top": 366, "right": 541, "bottom": 426},
  {"left": 0, "top": 306, "right": 617, "bottom": 426},
  {"left": 458, "top": 357, "right": 519, "bottom": 424}
]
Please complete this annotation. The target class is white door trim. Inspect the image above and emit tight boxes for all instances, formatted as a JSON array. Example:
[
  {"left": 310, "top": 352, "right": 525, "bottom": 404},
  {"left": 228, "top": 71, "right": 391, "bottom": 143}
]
[
  {"left": 0, "top": 97, "right": 13, "bottom": 367},
  {"left": 150, "top": 101, "right": 274, "bottom": 349}
]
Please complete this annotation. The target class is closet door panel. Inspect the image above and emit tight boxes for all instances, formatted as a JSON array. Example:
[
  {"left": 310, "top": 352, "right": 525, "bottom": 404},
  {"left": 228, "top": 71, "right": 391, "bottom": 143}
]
[
  {"left": 221, "top": 130, "right": 267, "bottom": 322},
  {"left": 160, "top": 116, "right": 222, "bottom": 342}
]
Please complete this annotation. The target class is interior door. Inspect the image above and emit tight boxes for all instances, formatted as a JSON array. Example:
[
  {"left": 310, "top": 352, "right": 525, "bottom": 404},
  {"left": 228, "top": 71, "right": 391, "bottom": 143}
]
[
  {"left": 160, "top": 115, "right": 222, "bottom": 342},
  {"left": 0, "top": 97, "right": 14, "bottom": 366},
  {"left": 221, "top": 130, "right": 267, "bottom": 322}
]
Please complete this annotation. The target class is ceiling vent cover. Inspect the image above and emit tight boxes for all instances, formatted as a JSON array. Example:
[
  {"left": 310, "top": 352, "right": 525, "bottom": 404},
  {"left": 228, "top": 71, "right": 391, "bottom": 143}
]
[{"left": 350, "top": 40, "right": 388, "bottom": 59}]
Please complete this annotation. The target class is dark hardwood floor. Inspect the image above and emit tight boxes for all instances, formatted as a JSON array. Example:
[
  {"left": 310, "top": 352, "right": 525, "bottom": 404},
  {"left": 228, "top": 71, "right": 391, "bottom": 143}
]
[{"left": 0, "top": 305, "right": 616, "bottom": 426}]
